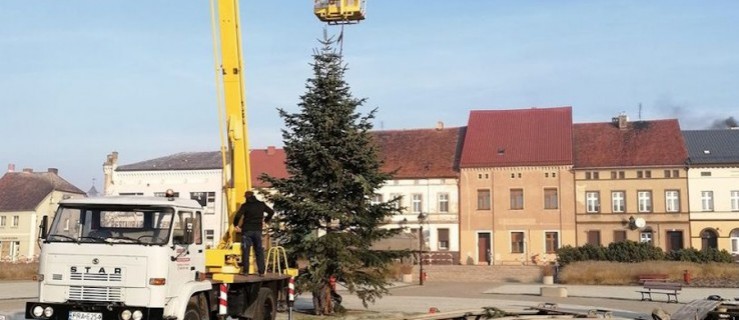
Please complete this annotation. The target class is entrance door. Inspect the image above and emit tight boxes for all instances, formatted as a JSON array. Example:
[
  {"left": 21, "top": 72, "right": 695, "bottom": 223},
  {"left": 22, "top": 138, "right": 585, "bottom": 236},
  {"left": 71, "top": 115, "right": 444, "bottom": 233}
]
[
  {"left": 666, "top": 231, "right": 684, "bottom": 251},
  {"left": 477, "top": 232, "right": 491, "bottom": 265}
]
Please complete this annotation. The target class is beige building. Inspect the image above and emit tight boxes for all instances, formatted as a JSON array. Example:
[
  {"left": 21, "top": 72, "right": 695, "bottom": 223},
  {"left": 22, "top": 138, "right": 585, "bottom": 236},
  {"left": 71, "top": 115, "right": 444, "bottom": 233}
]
[
  {"left": 573, "top": 116, "right": 690, "bottom": 250},
  {"left": 459, "top": 107, "right": 577, "bottom": 265},
  {"left": 683, "top": 130, "right": 739, "bottom": 253},
  {"left": 0, "top": 166, "right": 86, "bottom": 261}
]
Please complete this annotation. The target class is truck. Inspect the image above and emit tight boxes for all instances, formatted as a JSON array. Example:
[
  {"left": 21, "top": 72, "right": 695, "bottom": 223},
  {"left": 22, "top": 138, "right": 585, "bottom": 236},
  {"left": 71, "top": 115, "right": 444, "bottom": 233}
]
[{"left": 24, "top": 1, "right": 366, "bottom": 320}]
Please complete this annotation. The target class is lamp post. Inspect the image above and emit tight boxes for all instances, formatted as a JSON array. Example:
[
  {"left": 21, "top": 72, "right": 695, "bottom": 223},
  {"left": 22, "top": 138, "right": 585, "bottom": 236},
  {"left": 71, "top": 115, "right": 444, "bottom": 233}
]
[{"left": 418, "top": 212, "right": 427, "bottom": 285}]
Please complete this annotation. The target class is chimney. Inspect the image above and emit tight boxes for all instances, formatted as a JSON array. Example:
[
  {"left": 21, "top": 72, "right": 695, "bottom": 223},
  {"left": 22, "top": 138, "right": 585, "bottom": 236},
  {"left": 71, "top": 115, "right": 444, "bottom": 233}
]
[
  {"left": 7, "top": 164, "right": 14, "bottom": 173},
  {"left": 22, "top": 168, "right": 33, "bottom": 173},
  {"left": 612, "top": 113, "right": 628, "bottom": 130},
  {"left": 436, "top": 121, "right": 444, "bottom": 131},
  {"left": 48, "top": 168, "right": 59, "bottom": 175},
  {"left": 266, "top": 146, "right": 276, "bottom": 156}
]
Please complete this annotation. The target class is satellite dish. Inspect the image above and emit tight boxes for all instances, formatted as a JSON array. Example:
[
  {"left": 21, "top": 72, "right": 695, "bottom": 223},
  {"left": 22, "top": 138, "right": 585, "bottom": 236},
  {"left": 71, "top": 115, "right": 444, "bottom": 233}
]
[{"left": 634, "top": 218, "right": 646, "bottom": 228}]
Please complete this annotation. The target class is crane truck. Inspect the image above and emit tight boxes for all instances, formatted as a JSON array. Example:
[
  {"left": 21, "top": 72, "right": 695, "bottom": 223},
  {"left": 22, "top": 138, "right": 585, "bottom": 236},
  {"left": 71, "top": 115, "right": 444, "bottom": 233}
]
[{"left": 24, "top": 1, "right": 365, "bottom": 320}]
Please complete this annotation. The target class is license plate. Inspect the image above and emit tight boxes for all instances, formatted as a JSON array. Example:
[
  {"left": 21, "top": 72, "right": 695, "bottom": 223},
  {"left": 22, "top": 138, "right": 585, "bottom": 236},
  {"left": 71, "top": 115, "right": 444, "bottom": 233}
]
[{"left": 69, "top": 311, "right": 102, "bottom": 320}]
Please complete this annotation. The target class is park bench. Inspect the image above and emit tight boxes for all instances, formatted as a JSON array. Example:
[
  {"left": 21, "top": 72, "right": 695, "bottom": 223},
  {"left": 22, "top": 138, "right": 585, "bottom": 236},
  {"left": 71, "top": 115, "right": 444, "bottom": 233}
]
[
  {"left": 636, "top": 281, "right": 682, "bottom": 303},
  {"left": 637, "top": 273, "right": 669, "bottom": 283}
]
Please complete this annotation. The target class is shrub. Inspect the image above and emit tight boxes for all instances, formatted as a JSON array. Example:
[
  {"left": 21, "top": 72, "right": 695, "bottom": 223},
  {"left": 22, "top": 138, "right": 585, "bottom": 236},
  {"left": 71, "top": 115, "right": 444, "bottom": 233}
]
[
  {"left": 666, "top": 248, "right": 733, "bottom": 263},
  {"left": 0, "top": 261, "right": 39, "bottom": 280}
]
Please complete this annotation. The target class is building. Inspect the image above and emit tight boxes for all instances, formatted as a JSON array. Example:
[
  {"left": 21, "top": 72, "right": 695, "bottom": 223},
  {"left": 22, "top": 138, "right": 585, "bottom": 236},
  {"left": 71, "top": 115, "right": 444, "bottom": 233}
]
[
  {"left": 0, "top": 165, "right": 86, "bottom": 261},
  {"left": 683, "top": 129, "right": 739, "bottom": 253},
  {"left": 458, "top": 107, "right": 576, "bottom": 265},
  {"left": 573, "top": 115, "right": 690, "bottom": 250},
  {"left": 103, "top": 148, "right": 287, "bottom": 248},
  {"left": 373, "top": 125, "right": 465, "bottom": 264}
]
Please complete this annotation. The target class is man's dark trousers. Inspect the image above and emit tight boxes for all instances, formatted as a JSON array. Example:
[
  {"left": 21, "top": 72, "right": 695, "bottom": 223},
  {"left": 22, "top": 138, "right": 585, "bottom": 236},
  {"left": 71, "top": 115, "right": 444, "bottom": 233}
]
[{"left": 241, "top": 230, "right": 265, "bottom": 275}]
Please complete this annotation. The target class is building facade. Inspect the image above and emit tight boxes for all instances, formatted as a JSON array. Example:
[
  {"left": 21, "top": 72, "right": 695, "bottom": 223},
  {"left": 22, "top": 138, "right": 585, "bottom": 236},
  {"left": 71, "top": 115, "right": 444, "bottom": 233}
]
[
  {"left": 683, "top": 129, "right": 739, "bottom": 253},
  {"left": 573, "top": 116, "right": 690, "bottom": 250},
  {"left": 0, "top": 166, "right": 86, "bottom": 261},
  {"left": 459, "top": 107, "right": 577, "bottom": 265}
]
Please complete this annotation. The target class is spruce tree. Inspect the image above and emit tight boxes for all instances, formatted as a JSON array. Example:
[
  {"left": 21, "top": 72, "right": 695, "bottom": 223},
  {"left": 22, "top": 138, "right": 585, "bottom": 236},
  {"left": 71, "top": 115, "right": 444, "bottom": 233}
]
[{"left": 261, "top": 34, "right": 406, "bottom": 313}]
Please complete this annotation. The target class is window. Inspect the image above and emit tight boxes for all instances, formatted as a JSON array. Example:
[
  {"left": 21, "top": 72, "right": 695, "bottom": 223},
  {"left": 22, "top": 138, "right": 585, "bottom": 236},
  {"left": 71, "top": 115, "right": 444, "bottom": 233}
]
[
  {"left": 174, "top": 211, "right": 202, "bottom": 245},
  {"left": 672, "top": 170, "right": 680, "bottom": 177},
  {"left": 700, "top": 171, "right": 712, "bottom": 177},
  {"left": 190, "top": 192, "right": 216, "bottom": 208},
  {"left": 610, "top": 171, "right": 626, "bottom": 179},
  {"left": 664, "top": 170, "right": 671, "bottom": 178},
  {"left": 587, "top": 230, "right": 601, "bottom": 246},
  {"left": 0, "top": 216, "right": 5, "bottom": 227},
  {"left": 586, "top": 192, "right": 600, "bottom": 213},
  {"left": 585, "top": 171, "right": 599, "bottom": 180},
  {"left": 477, "top": 189, "right": 491, "bottom": 210},
  {"left": 612, "top": 191, "right": 625, "bottom": 213},
  {"left": 614, "top": 230, "right": 627, "bottom": 242},
  {"left": 619, "top": 171, "right": 625, "bottom": 179},
  {"left": 511, "top": 232, "right": 524, "bottom": 253},
  {"left": 640, "top": 231, "right": 653, "bottom": 244},
  {"left": 637, "top": 171, "right": 643, "bottom": 178},
  {"left": 370, "top": 193, "right": 383, "bottom": 205},
  {"left": 731, "top": 191, "right": 739, "bottom": 211},
  {"left": 12, "top": 215, "right": 19, "bottom": 227},
  {"left": 411, "top": 194, "right": 423, "bottom": 213},
  {"left": 665, "top": 190, "right": 680, "bottom": 212},
  {"left": 544, "top": 188, "right": 558, "bottom": 209},
  {"left": 438, "top": 228, "right": 449, "bottom": 250},
  {"left": 10, "top": 241, "right": 20, "bottom": 261},
  {"left": 390, "top": 193, "right": 402, "bottom": 209},
  {"left": 205, "top": 229, "right": 215, "bottom": 247},
  {"left": 637, "top": 170, "right": 652, "bottom": 178},
  {"left": 545, "top": 231, "right": 559, "bottom": 253},
  {"left": 438, "top": 193, "right": 449, "bottom": 213},
  {"left": 731, "top": 229, "right": 739, "bottom": 254},
  {"left": 701, "top": 191, "right": 714, "bottom": 211},
  {"left": 510, "top": 189, "right": 524, "bottom": 210},
  {"left": 638, "top": 191, "right": 652, "bottom": 213}
]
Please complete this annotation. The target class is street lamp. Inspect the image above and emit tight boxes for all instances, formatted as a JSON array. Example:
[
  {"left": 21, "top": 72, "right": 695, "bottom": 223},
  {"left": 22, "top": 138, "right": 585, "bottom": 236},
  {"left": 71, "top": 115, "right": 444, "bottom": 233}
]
[{"left": 417, "top": 212, "right": 427, "bottom": 285}]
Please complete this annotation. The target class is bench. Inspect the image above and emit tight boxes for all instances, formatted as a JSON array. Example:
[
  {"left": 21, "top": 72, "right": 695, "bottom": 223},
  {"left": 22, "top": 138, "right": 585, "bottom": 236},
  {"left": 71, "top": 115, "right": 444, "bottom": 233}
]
[
  {"left": 637, "top": 273, "right": 669, "bottom": 283},
  {"left": 636, "top": 281, "right": 682, "bottom": 303}
]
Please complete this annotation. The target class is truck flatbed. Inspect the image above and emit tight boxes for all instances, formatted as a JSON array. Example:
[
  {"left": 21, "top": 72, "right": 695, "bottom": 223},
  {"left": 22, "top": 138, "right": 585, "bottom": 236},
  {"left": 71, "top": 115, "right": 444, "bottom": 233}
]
[{"left": 209, "top": 272, "right": 291, "bottom": 284}]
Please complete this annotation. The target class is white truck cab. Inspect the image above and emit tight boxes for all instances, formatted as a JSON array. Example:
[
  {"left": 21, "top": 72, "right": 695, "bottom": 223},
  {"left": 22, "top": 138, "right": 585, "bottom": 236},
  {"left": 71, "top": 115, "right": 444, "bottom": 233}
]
[{"left": 26, "top": 196, "right": 210, "bottom": 320}]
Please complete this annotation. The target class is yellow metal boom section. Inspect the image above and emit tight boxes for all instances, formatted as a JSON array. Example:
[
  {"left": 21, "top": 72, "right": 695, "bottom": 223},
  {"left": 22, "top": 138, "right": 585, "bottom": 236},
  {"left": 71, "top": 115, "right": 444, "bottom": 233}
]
[{"left": 206, "top": 0, "right": 251, "bottom": 281}]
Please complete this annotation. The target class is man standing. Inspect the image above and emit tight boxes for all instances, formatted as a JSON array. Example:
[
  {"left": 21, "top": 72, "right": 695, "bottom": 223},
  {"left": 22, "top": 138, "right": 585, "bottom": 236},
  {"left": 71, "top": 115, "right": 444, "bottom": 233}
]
[{"left": 233, "top": 190, "right": 274, "bottom": 275}]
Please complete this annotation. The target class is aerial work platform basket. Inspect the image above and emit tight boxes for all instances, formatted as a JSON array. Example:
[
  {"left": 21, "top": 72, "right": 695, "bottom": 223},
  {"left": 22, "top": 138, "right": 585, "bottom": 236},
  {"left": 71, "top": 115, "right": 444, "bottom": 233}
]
[{"left": 314, "top": 0, "right": 366, "bottom": 24}]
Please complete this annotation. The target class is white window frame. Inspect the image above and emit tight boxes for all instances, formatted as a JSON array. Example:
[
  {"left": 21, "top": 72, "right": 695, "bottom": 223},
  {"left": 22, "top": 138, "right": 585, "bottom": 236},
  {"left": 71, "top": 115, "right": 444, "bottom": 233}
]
[
  {"left": 731, "top": 191, "right": 739, "bottom": 211},
  {"left": 586, "top": 192, "right": 600, "bottom": 213},
  {"left": 10, "top": 241, "right": 21, "bottom": 261},
  {"left": 544, "top": 231, "right": 560, "bottom": 254},
  {"left": 612, "top": 191, "right": 625, "bottom": 213},
  {"left": 731, "top": 229, "right": 739, "bottom": 254},
  {"left": 438, "top": 193, "right": 449, "bottom": 213},
  {"left": 701, "top": 191, "right": 714, "bottom": 212},
  {"left": 12, "top": 215, "right": 19, "bottom": 227},
  {"left": 411, "top": 193, "right": 423, "bottom": 213},
  {"left": 390, "top": 193, "right": 402, "bottom": 209},
  {"left": 370, "top": 193, "right": 383, "bottom": 205},
  {"left": 437, "top": 228, "right": 450, "bottom": 250},
  {"left": 0, "top": 216, "right": 5, "bottom": 227},
  {"left": 638, "top": 191, "right": 652, "bottom": 213},
  {"left": 640, "top": 232, "right": 653, "bottom": 244},
  {"left": 665, "top": 190, "right": 680, "bottom": 212},
  {"left": 510, "top": 231, "right": 525, "bottom": 253}
]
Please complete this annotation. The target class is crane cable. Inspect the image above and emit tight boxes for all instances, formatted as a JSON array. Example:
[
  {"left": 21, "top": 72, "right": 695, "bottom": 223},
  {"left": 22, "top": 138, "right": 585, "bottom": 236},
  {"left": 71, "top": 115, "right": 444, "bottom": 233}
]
[{"left": 209, "top": 0, "right": 232, "bottom": 248}]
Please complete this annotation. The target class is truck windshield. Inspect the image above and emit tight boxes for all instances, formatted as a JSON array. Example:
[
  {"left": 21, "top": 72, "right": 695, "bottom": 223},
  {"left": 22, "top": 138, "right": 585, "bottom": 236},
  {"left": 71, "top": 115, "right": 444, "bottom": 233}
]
[{"left": 46, "top": 206, "right": 174, "bottom": 245}]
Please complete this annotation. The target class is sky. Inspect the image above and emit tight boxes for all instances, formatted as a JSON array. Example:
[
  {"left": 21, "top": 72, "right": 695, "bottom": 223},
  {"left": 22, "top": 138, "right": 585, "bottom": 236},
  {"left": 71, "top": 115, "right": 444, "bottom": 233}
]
[{"left": 1, "top": 1, "right": 738, "bottom": 192}]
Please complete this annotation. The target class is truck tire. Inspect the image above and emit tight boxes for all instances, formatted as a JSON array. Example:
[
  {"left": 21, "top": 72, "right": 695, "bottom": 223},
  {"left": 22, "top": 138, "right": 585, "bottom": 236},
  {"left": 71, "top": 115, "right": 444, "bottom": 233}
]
[
  {"left": 184, "top": 300, "right": 201, "bottom": 320},
  {"left": 252, "top": 287, "right": 276, "bottom": 320}
]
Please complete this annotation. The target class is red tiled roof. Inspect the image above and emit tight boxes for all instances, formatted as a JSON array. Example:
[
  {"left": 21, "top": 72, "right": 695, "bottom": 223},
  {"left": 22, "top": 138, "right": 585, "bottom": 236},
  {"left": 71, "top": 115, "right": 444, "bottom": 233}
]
[
  {"left": 373, "top": 127, "right": 464, "bottom": 179},
  {"left": 460, "top": 107, "right": 573, "bottom": 167},
  {"left": 0, "top": 170, "right": 86, "bottom": 212},
  {"left": 573, "top": 119, "right": 688, "bottom": 168},
  {"left": 250, "top": 147, "right": 288, "bottom": 187}
]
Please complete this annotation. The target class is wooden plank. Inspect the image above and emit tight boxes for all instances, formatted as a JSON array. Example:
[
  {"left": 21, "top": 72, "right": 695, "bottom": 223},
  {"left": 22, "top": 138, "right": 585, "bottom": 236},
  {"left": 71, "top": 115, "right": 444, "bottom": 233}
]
[{"left": 671, "top": 299, "right": 722, "bottom": 320}]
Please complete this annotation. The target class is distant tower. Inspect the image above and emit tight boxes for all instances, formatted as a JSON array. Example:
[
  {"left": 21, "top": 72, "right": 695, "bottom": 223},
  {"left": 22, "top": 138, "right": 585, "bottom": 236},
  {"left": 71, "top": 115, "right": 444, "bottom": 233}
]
[
  {"left": 87, "top": 178, "right": 99, "bottom": 197},
  {"left": 103, "top": 151, "right": 119, "bottom": 196}
]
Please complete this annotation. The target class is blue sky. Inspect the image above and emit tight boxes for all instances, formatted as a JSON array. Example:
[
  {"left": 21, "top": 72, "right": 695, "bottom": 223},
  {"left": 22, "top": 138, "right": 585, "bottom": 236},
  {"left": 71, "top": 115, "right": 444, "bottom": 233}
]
[{"left": 1, "top": 1, "right": 737, "bottom": 191}]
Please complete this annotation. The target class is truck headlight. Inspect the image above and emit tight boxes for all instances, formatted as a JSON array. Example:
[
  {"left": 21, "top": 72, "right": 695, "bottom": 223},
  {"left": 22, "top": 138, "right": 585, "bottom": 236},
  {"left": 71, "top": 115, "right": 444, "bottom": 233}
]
[
  {"left": 43, "top": 306, "right": 54, "bottom": 318},
  {"left": 32, "top": 305, "right": 44, "bottom": 317},
  {"left": 132, "top": 310, "right": 143, "bottom": 320},
  {"left": 120, "top": 310, "right": 132, "bottom": 320}
]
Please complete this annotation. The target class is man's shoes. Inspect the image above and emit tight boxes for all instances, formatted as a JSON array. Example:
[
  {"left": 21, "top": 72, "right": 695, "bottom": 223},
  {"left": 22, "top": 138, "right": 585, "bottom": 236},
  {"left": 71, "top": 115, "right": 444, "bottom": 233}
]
[{"left": 258, "top": 273, "right": 265, "bottom": 277}]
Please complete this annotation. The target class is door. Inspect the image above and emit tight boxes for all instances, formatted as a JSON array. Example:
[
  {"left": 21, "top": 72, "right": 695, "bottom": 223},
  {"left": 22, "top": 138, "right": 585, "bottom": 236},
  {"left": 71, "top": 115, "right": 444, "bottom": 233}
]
[
  {"left": 700, "top": 229, "right": 718, "bottom": 251},
  {"left": 666, "top": 231, "right": 684, "bottom": 252},
  {"left": 168, "top": 211, "right": 205, "bottom": 297},
  {"left": 477, "top": 232, "right": 491, "bottom": 265}
]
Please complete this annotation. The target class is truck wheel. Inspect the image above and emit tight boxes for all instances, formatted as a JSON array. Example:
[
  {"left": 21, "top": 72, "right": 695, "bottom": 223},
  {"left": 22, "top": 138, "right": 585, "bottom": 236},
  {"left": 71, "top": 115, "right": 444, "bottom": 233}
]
[
  {"left": 184, "top": 301, "right": 201, "bottom": 320},
  {"left": 253, "top": 287, "right": 276, "bottom": 320}
]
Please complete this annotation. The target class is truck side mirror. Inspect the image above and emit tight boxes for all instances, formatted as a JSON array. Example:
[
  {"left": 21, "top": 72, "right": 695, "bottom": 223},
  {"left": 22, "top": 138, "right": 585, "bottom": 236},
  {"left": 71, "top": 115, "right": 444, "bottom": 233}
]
[
  {"left": 184, "top": 217, "right": 194, "bottom": 244},
  {"left": 39, "top": 215, "right": 49, "bottom": 239}
]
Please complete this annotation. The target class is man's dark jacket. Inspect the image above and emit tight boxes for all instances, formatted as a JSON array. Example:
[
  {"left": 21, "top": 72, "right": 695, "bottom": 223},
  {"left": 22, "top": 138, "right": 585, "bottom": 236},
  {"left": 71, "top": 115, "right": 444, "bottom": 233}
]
[{"left": 233, "top": 195, "right": 275, "bottom": 231}]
